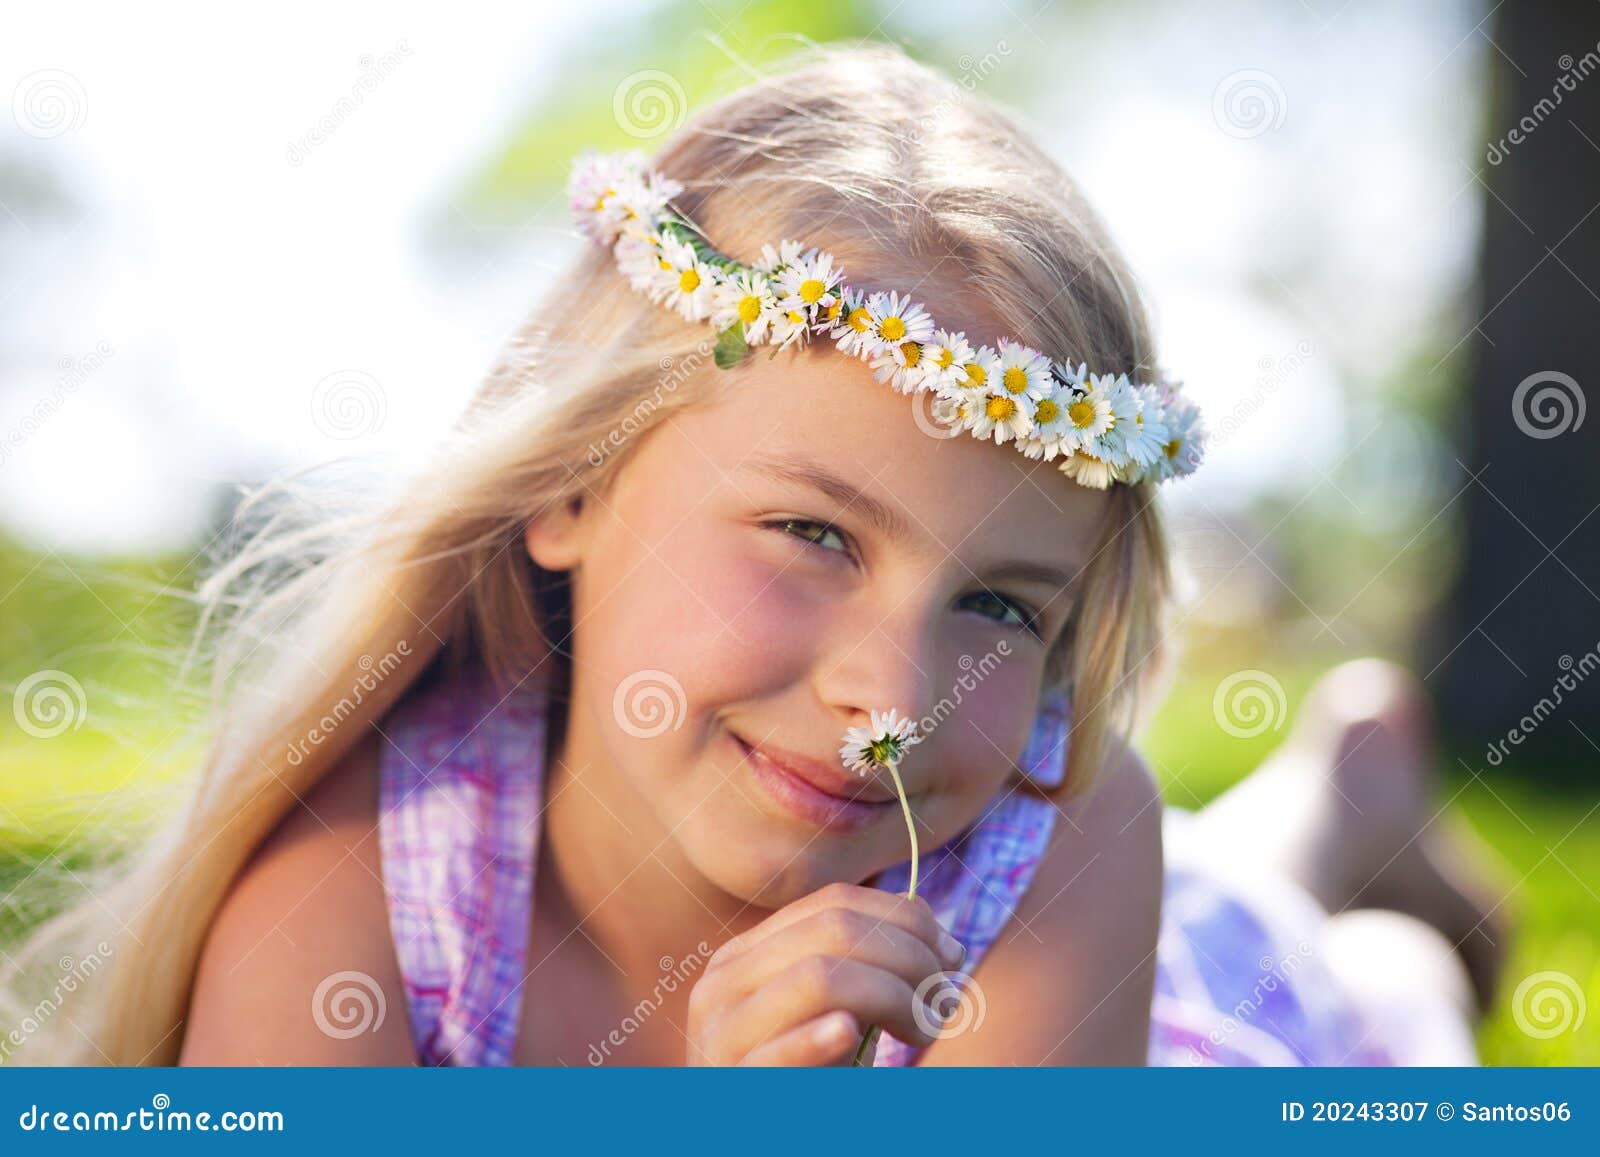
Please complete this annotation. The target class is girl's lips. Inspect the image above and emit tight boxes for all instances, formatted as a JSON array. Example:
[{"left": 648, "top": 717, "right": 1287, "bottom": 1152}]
[{"left": 731, "top": 731, "right": 898, "bottom": 832}]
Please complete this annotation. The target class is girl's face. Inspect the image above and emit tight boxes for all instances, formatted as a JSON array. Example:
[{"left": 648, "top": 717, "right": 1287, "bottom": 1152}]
[{"left": 527, "top": 342, "right": 1110, "bottom": 906}]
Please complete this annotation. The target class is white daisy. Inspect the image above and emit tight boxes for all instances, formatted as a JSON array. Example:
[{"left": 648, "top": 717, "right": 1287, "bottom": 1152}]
[
  {"left": 870, "top": 340, "right": 933, "bottom": 393},
  {"left": 568, "top": 151, "right": 642, "bottom": 245},
  {"left": 1058, "top": 452, "right": 1118, "bottom": 490},
  {"left": 1144, "top": 394, "right": 1206, "bottom": 481},
  {"left": 930, "top": 387, "right": 981, "bottom": 435},
  {"left": 866, "top": 291, "right": 935, "bottom": 351},
  {"left": 919, "top": 330, "right": 975, "bottom": 390},
  {"left": 1098, "top": 374, "right": 1142, "bottom": 469},
  {"left": 769, "top": 305, "right": 813, "bottom": 350},
  {"left": 838, "top": 708, "right": 923, "bottom": 777},
  {"left": 1117, "top": 384, "right": 1171, "bottom": 470},
  {"left": 969, "top": 389, "right": 1034, "bottom": 444},
  {"left": 753, "top": 239, "right": 805, "bottom": 275},
  {"left": 656, "top": 236, "right": 718, "bottom": 323},
  {"left": 712, "top": 269, "right": 778, "bottom": 345},
  {"left": 830, "top": 288, "right": 880, "bottom": 359},
  {"left": 1062, "top": 379, "right": 1115, "bottom": 456},
  {"left": 774, "top": 250, "right": 843, "bottom": 323},
  {"left": 1016, "top": 385, "right": 1071, "bottom": 461},
  {"left": 955, "top": 345, "right": 1002, "bottom": 394},
  {"left": 995, "top": 339, "right": 1053, "bottom": 403}
]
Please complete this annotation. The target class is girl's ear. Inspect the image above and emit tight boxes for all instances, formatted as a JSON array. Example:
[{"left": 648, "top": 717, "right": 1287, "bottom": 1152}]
[{"left": 523, "top": 494, "right": 586, "bottom": 571}]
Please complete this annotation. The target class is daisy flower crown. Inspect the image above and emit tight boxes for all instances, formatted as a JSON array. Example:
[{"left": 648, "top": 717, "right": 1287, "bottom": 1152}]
[{"left": 569, "top": 151, "right": 1205, "bottom": 488}]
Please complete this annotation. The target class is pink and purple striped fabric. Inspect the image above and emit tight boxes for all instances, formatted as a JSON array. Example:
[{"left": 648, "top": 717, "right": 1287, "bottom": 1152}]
[{"left": 377, "top": 660, "right": 1396, "bottom": 1067}]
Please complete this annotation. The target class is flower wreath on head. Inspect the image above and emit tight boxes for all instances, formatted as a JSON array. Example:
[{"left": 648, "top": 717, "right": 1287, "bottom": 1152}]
[{"left": 569, "top": 151, "right": 1205, "bottom": 489}]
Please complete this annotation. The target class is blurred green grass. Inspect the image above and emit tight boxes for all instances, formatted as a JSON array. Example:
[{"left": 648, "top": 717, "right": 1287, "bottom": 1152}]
[{"left": 1142, "top": 661, "right": 1600, "bottom": 1067}]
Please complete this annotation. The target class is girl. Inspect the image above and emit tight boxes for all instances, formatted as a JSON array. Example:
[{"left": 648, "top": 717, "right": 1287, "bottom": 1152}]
[{"left": 4, "top": 45, "right": 1506, "bottom": 1067}]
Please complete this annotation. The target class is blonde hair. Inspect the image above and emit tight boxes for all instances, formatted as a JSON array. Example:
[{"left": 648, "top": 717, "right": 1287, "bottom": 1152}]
[{"left": 1, "top": 42, "right": 1170, "bottom": 1065}]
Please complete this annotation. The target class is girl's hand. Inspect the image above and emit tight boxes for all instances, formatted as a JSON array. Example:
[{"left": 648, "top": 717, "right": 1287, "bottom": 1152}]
[{"left": 686, "top": 882, "right": 967, "bottom": 1066}]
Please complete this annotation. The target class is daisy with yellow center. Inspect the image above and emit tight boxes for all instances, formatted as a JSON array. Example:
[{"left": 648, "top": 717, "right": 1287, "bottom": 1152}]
[
  {"left": 870, "top": 339, "right": 930, "bottom": 393},
  {"left": 830, "top": 288, "right": 879, "bottom": 359},
  {"left": 836, "top": 707, "right": 925, "bottom": 1067},
  {"left": 919, "top": 329, "right": 975, "bottom": 390},
  {"left": 775, "top": 249, "right": 842, "bottom": 323},
  {"left": 969, "top": 388, "right": 1034, "bottom": 444},
  {"left": 1017, "top": 386, "right": 1071, "bottom": 461},
  {"left": 712, "top": 269, "right": 778, "bottom": 344},
  {"left": 957, "top": 345, "right": 1002, "bottom": 394},
  {"left": 865, "top": 291, "right": 934, "bottom": 354},
  {"left": 996, "top": 339, "right": 1053, "bottom": 402}
]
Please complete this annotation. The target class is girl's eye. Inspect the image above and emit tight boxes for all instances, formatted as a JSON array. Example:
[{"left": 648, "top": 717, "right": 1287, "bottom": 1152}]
[
  {"left": 960, "top": 589, "right": 1043, "bottom": 639},
  {"left": 764, "top": 519, "right": 1044, "bottom": 639},
  {"left": 766, "top": 517, "right": 852, "bottom": 556}
]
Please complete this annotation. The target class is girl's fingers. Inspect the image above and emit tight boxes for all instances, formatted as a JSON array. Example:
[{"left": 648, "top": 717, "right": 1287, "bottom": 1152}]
[
  {"left": 722, "top": 955, "right": 942, "bottom": 1060},
  {"left": 711, "top": 882, "right": 959, "bottom": 972},
  {"left": 714, "top": 905, "right": 949, "bottom": 1002},
  {"left": 737, "top": 1011, "right": 862, "bottom": 1067}
]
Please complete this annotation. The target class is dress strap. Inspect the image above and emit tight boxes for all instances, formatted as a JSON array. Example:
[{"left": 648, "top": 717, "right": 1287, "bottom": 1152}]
[{"left": 377, "top": 661, "right": 547, "bottom": 1066}]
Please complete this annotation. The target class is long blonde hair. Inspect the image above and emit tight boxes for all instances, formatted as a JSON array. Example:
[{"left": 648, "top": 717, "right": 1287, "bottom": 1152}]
[{"left": 2, "top": 42, "right": 1170, "bottom": 1065}]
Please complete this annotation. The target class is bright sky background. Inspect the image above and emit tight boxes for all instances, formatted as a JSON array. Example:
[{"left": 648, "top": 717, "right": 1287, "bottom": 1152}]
[{"left": 1, "top": 0, "right": 1484, "bottom": 554}]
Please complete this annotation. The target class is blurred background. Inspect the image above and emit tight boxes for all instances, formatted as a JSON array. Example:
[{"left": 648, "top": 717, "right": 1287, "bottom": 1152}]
[{"left": 2, "top": 0, "right": 1596, "bottom": 1063}]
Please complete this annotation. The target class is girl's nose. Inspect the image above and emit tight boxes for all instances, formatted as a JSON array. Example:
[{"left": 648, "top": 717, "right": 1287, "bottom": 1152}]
[{"left": 813, "top": 603, "right": 940, "bottom": 734}]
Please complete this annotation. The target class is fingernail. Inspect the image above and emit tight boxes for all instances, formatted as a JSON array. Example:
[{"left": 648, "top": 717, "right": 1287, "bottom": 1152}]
[{"left": 939, "top": 930, "right": 965, "bottom": 966}]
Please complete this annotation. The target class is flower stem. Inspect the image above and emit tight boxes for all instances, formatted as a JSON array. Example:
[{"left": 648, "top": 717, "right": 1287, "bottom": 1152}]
[{"left": 851, "top": 756, "right": 918, "bottom": 1067}]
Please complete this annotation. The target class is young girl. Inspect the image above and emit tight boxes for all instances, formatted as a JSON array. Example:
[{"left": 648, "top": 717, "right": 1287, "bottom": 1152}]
[{"left": 5, "top": 45, "right": 1506, "bottom": 1067}]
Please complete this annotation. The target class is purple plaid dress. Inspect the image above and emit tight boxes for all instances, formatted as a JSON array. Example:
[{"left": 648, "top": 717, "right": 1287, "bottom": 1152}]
[{"left": 378, "top": 660, "right": 1398, "bottom": 1067}]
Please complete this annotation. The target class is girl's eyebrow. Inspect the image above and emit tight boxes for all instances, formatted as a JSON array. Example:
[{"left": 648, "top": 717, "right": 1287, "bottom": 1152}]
[
  {"left": 739, "top": 450, "right": 1080, "bottom": 589},
  {"left": 740, "top": 451, "right": 915, "bottom": 547}
]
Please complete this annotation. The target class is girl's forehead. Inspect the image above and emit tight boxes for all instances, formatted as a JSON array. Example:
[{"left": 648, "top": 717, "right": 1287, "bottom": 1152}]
[{"left": 647, "top": 344, "right": 1109, "bottom": 565}]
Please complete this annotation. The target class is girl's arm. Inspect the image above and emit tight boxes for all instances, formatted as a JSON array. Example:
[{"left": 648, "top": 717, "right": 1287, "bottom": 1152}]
[
  {"left": 916, "top": 738, "right": 1164, "bottom": 1066},
  {"left": 179, "top": 730, "right": 415, "bottom": 1065}
]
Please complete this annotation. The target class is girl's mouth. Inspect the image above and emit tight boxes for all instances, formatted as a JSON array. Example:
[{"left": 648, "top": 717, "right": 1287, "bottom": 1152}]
[{"left": 729, "top": 730, "right": 900, "bottom": 832}]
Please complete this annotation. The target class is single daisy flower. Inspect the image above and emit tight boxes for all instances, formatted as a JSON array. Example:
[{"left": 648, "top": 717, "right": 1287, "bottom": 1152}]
[
  {"left": 655, "top": 237, "right": 719, "bottom": 323},
  {"left": 995, "top": 339, "right": 1054, "bottom": 403},
  {"left": 930, "top": 387, "right": 980, "bottom": 435},
  {"left": 838, "top": 706, "right": 925, "bottom": 1069},
  {"left": 712, "top": 269, "right": 779, "bottom": 345},
  {"left": 1062, "top": 378, "right": 1115, "bottom": 456},
  {"left": 830, "top": 288, "right": 880, "bottom": 359},
  {"left": 775, "top": 250, "right": 843, "bottom": 323},
  {"left": 969, "top": 389, "right": 1035, "bottom": 444},
  {"left": 956, "top": 345, "right": 1002, "bottom": 393},
  {"left": 1117, "top": 384, "right": 1171, "bottom": 470},
  {"left": 870, "top": 340, "right": 933, "bottom": 394},
  {"left": 753, "top": 239, "right": 805, "bottom": 275},
  {"left": 919, "top": 329, "right": 975, "bottom": 391},
  {"left": 1016, "top": 385, "right": 1071, "bottom": 461},
  {"left": 1058, "top": 451, "right": 1118, "bottom": 489},
  {"left": 866, "top": 291, "right": 935, "bottom": 352},
  {"left": 769, "top": 305, "right": 813, "bottom": 350}
]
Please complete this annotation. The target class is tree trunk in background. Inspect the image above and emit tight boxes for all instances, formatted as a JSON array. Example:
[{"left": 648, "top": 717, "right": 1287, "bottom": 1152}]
[{"left": 1431, "top": 3, "right": 1600, "bottom": 776}]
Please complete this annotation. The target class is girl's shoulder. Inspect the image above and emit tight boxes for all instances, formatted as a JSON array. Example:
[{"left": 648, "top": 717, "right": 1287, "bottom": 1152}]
[
  {"left": 181, "top": 727, "right": 414, "bottom": 1065},
  {"left": 919, "top": 736, "right": 1163, "bottom": 1065}
]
